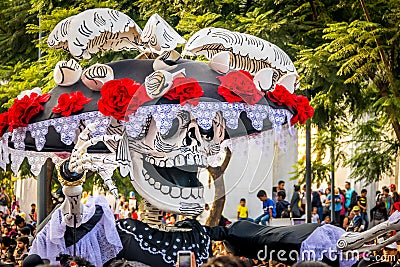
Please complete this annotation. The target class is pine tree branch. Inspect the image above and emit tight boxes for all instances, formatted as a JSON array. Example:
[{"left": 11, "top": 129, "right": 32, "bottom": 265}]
[
  {"left": 366, "top": 70, "right": 400, "bottom": 142},
  {"left": 359, "top": 0, "right": 398, "bottom": 97}
]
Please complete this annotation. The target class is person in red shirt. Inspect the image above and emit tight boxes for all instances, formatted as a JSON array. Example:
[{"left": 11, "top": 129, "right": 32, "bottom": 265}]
[{"left": 130, "top": 207, "right": 138, "bottom": 220}]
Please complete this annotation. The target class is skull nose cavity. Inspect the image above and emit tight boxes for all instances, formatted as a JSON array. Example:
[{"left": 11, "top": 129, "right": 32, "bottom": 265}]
[{"left": 185, "top": 127, "right": 201, "bottom": 146}]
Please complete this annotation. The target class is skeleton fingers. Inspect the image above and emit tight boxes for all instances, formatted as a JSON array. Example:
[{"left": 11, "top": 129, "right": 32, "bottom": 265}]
[
  {"left": 66, "top": 123, "right": 122, "bottom": 198},
  {"left": 337, "top": 211, "right": 400, "bottom": 254}
]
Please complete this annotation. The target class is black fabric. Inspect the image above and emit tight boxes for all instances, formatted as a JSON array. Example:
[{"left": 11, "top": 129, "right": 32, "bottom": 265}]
[
  {"left": 222, "top": 220, "right": 320, "bottom": 265},
  {"left": 64, "top": 205, "right": 103, "bottom": 247},
  {"left": 290, "top": 191, "right": 301, "bottom": 218},
  {"left": 116, "top": 219, "right": 319, "bottom": 266},
  {"left": 12, "top": 59, "right": 294, "bottom": 152},
  {"left": 59, "top": 160, "right": 84, "bottom": 182},
  {"left": 22, "top": 254, "right": 44, "bottom": 267},
  {"left": 276, "top": 200, "right": 290, "bottom": 218},
  {"left": 116, "top": 219, "right": 212, "bottom": 267},
  {"left": 311, "top": 191, "right": 322, "bottom": 208}
]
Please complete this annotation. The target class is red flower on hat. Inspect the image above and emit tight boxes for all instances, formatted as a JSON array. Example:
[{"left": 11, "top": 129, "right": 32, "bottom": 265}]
[
  {"left": 52, "top": 91, "right": 91, "bottom": 117},
  {"left": 164, "top": 77, "right": 204, "bottom": 106},
  {"left": 0, "top": 112, "right": 8, "bottom": 134},
  {"left": 267, "top": 84, "right": 314, "bottom": 125},
  {"left": 267, "top": 84, "right": 297, "bottom": 107},
  {"left": 8, "top": 93, "right": 51, "bottom": 131},
  {"left": 98, "top": 78, "right": 151, "bottom": 121},
  {"left": 290, "top": 95, "right": 314, "bottom": 125},
  {"left": 217, "top": 70, "right": 264, "bottom": 105}
]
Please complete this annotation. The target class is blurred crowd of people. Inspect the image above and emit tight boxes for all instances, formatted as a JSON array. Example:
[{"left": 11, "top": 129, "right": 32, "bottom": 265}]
[
  {"left": 232, "top": 180, "right": 400, "bottom": 234},
  {"left": 0, "top": 186, "right": 37, "bottom": 267}
]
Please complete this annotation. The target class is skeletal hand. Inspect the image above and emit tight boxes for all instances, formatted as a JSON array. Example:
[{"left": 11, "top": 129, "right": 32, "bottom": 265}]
[{"left": 68, "top": 123, "right": 122, "bottom": 197}]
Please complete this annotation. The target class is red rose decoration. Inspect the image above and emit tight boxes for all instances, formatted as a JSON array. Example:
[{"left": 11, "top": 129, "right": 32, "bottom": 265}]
[
  {"left": 98, "top": 78, "right": 150, "bottom": 121},
  {"left": 217, "top": 70, "right": 264, "bottom": 105},
  {"left": 290, "top": 95, "right": 314, "bottom": 125},
  {"left": 0, "top": 112, "right": 8, "bottom": 134},
  {"left": 127, "top": 86, "right": 152, "bottom": 114},
  {"left": 8, "top": 93, "right": 50, "bottom": 131},
  {"left": 52, "top": 91, "right": 91, "bottom": 117},
  {"left": 267, "top": 84, "right": 297, "bottom": 107},
  {"left": 164, "top": 77, "right": 204, "bottom": 106}
]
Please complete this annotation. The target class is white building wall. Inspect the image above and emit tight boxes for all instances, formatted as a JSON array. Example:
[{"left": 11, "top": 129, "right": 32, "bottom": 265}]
[{"left": 200, "top": 129, "right": 298, "bottom": 221}]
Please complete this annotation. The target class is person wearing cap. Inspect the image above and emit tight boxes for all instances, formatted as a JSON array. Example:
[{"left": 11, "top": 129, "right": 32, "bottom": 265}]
[
  {"left": 390, "top": 184, "right": 400, "bottom": 203},
  {"left": 382, "top": 242, "right": 398, "bottom": 264},
  {"left": 348, "top": 206, "right": 363, "bottom": 232}
]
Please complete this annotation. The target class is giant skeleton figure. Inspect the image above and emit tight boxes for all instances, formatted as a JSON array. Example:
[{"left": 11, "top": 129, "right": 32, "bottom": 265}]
[{"left": 2, "top": 8, "right": 400, "bottom": 267}]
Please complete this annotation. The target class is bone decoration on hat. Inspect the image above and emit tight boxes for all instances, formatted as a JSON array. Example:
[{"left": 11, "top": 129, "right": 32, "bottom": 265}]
[{"left": 47, "top": 8, "right": 143, "bottom": 59}]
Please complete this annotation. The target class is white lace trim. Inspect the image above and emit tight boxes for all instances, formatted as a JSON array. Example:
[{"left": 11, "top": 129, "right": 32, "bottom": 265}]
[
  {"left": 5, "top": 102, "right": 291, "bottom": 150},
  {"left": 29, "top": 196, "right": 123, "bottom": 266},
  {"left": 0, "top": 102, "right": 295, "bottom": 174}
]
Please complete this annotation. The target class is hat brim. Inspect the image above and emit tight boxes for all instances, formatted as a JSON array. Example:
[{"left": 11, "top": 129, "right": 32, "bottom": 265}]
[{"left": 7, "top": 59, "right": 294, "bottom": 153}]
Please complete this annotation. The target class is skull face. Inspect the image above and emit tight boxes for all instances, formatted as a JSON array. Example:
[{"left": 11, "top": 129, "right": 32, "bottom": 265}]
[{"left": 128, "top": 111, "right": 225, "bottom": 216}]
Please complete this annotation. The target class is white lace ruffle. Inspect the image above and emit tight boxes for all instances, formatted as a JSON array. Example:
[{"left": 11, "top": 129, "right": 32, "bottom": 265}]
[
  {"left": 9, "top": 111, "right": 111, "bottom": 151},
  {"left": 1, "top": 126, "right": 295, "bottom": 176},
  {"left": 1, "top": 102, "right": 294, "bottom": 174},
  {"left": 5, "top": 102, "right": 291, "bottom": 151},
  {"left": 29, "top": 196, "right": 122, "bottom": 266}
]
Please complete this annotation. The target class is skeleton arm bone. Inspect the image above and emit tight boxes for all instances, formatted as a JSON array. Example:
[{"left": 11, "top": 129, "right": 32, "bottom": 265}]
[
  {"left": 337, "top": 211, "right": 400, "bottom": 252},
  {"left": 66, "top": 123, "right": 122, "bottom": 197}
]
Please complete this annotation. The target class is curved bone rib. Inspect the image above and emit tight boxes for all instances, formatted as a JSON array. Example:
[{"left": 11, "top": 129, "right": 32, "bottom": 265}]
[{"left": 337, "top": 211, "right": 400, "bottom": 252}]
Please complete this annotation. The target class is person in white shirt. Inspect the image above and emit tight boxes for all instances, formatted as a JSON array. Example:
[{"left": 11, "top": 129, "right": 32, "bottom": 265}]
[
  {"left": 119, "top": 202, "right": 130, "bottom": 219},
  {"left": 197, "top": 203, "right": 210, "bottom": 225},
  {"left": 11, "top": 205, "right": 21, "bottom": 219},
  {"left": 311, "top": 207, "right": 320, "bottom": 224}
]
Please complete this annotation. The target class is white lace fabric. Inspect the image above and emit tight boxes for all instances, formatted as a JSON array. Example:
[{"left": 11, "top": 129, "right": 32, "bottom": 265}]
[{"left": 29, "top": 196, "right": 123, "bottom": 266}]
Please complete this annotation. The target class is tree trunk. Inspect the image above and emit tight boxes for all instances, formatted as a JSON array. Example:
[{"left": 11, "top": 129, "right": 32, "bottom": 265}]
[
  {"left": 205, "top": 148, "right": 232, "bottom": 227},
  {"left": 46, "top": 159, "right": 55, "bottom": 216}
]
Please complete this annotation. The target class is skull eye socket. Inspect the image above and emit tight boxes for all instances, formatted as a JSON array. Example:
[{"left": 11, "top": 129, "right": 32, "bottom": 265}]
[
  {"left": 161, "top": 118, "right": 179, "bottom": 139},
  {"left": 199, "top": 126, "right": 214, "bottom": 141}
]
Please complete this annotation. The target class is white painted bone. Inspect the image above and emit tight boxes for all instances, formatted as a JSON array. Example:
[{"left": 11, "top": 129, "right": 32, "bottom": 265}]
[
  {"left": 54, "top": 59, "right": 82, "bottom": 86},
  {"left": 145, "top": 68, "right": 186, "bottom": 99},
  {"left": 81, "top": 63, "right": 114, "bottom": 91},
  {"left": 67, "top": 122, "right": 122, "bottom": 198},
  {"left": 208, "top": 51, "right": 231, "bottom": 74}
]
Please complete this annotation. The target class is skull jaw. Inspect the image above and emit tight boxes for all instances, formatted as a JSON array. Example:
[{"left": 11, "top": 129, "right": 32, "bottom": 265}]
[{"left": 131, "top": 153, "right": 206, "bottom": 216}]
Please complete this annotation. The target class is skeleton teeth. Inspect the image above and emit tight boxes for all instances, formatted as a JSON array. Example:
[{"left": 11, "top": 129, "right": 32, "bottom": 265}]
[
  {"left": 158, "top": 160, "right": 166, "bottom": 167},
  {"left": 194, "top": 155, "right": 202, "bottom": 165},
  {"left": 199, "top": 187, "right": 204, "bottom": 197},
  {"left": 191, "top": 188, "right": 199, "bottom": 198},
  {"left": 170, "top": 187, "right": 181, "bottom": 198},
  {"left": 174, "top": 155, "right": 185, "bottom": 166},
  {"left": 166, "top": 159, "right": 174, "bottom": 168},
  {"left": 149, "top": 157, "right": 155, "bottom": 165},
  {"left": 181, "top": 188, "right": 191, "bottom": 199},
  {"left": 186, "top": 154, "right": 195, "bottom": 165},
  {"left": 161, "top": 185, "right": 171, "bottom": 194},
  {"left": 154, "top": 182, "right": 161, "bottom": 190},
  {"left": 144, "top": 173, "right": 150, "bottom": 180},
  {"left": 148, "top": 178, "right": 155, "bottom": 185}
]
